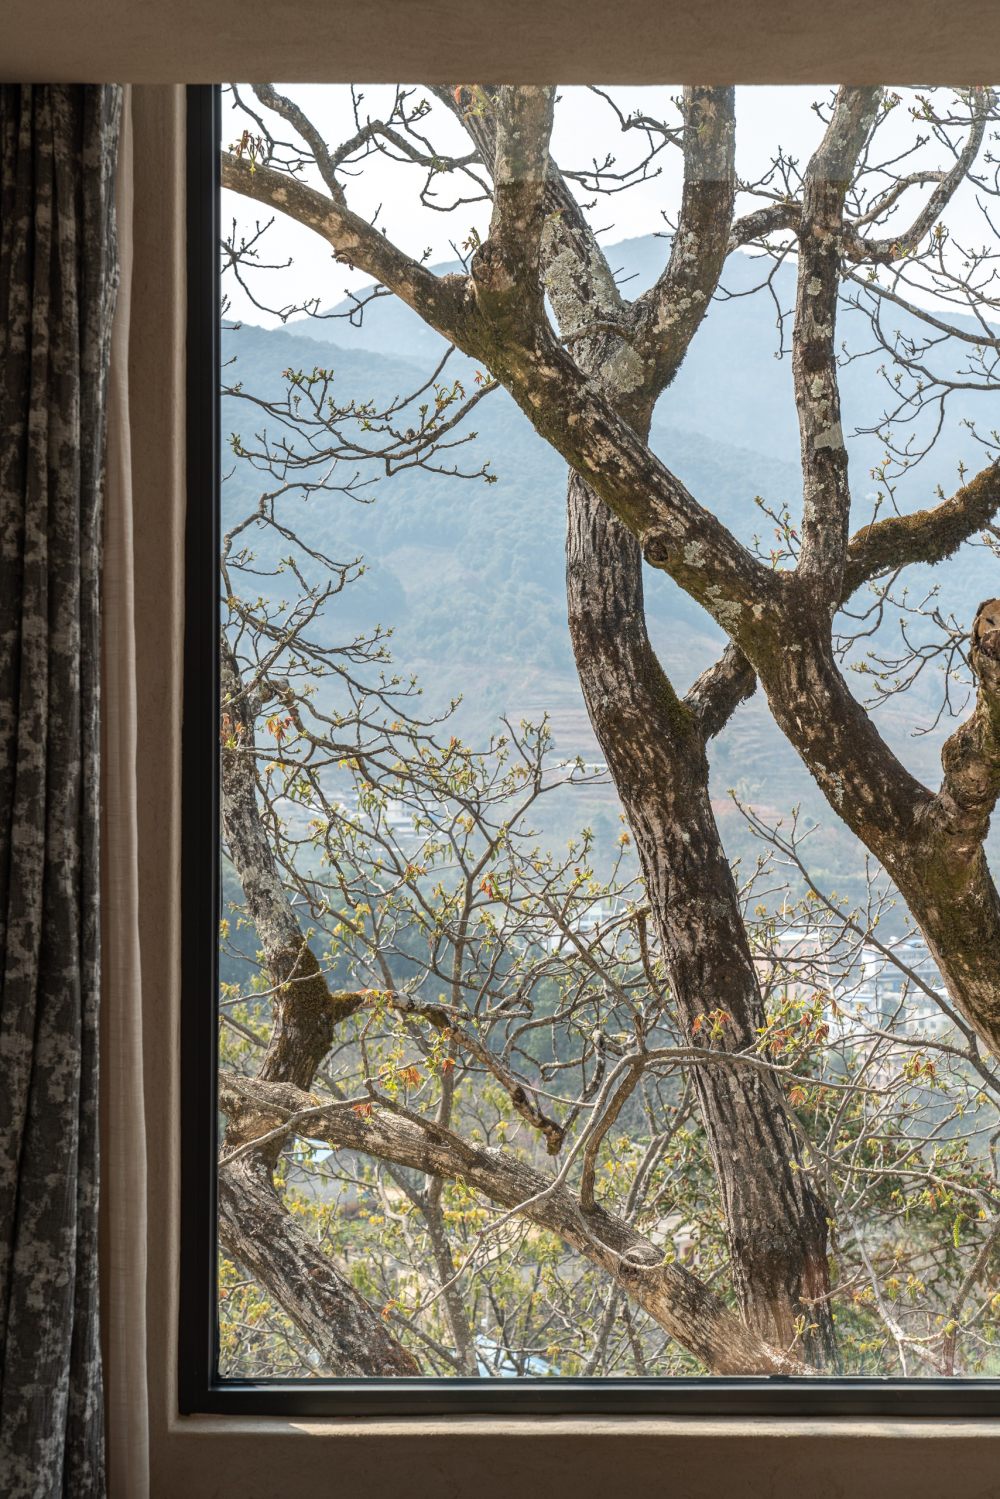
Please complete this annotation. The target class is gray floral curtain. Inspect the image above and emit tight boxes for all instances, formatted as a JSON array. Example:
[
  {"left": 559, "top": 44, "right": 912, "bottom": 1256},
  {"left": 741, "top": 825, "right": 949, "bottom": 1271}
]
[{"left": 0, "top": 85, "right": 123, "bottom": 1498}]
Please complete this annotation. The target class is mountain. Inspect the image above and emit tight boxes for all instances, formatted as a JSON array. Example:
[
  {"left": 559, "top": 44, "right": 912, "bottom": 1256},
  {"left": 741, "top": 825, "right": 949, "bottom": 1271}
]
[{"left": 221, "top": 236, "right": 998, "bottom": 896}]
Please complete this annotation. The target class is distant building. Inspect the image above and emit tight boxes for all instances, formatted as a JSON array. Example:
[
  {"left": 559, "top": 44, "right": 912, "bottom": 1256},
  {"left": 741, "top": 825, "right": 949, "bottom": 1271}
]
[
  {"left": 755, "top": 926, "right": 954, "bottom": 1045},
  {"left": 543, "top": 900, "right": 621, "bottom": 953},
  {"left": 837, "top": 937, "right": 953, "bottom": 1040}
]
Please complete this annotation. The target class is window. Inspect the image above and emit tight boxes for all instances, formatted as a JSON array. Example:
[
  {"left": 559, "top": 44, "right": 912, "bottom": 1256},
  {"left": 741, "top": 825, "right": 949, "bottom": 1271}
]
[{"left": 181, "top": 81, "right": 1000, "bottom": 1415}]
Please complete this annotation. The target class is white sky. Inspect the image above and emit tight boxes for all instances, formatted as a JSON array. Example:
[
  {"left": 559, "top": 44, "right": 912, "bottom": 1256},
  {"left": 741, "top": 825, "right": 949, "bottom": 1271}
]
[{"left": 222, "top": 85, "right": 996, "bottom": 328}]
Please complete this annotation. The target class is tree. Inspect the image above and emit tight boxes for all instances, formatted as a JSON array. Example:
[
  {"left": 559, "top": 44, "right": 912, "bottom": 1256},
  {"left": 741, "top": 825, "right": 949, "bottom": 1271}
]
[{"left": 217, "top": 84, "right": 1000, "bottom": 1378}]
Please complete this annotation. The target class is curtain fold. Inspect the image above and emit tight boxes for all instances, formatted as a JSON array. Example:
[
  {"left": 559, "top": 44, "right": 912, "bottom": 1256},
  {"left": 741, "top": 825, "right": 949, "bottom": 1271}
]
[{"left": 0, "top": 84, "right": 123, "bottom": 1498}]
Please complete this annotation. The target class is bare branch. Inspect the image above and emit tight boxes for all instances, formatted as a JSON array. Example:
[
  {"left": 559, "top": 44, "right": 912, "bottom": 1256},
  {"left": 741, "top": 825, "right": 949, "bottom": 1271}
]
[
  {"left": 364, "top": 988, "right": 566, "bottom": 1155},
  {"left": 248, "top": 83, "right": 347, "bottom": 202},
  {"left": 221, "top": 150, "right": 466, "bottom": 338},
  {"left": 846, "top": 90, "right": 991, "bottom": 264}
]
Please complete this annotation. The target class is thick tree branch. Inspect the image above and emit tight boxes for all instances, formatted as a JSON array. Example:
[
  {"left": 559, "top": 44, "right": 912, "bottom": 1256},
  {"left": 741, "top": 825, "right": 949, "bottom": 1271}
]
[
  {"left": 223, "top": 124, "right": 779, "bottom": 631},
  {"left": 429, "top": 85, "right": 626, "bottom": 353},
  {"left": 481, "top": 326, "right": 778, "bottom": 620},
  {"left": 749, "top": 594, "right": 1000, "bottom": 1058},
  {"left": 221, "top": 639, "right": 361, "bottom": 1093},
  {"left": 475, "top": 85, "right": 555, "bottom": 314},
  {"left": 219, "top": 643, "right": 422, "bottom": 1372},
  {"left": 793, "top": 87, "right": 881, "bottom": 594},
  {"left": 844, "top": 462, "right": 1000, "bottom": 593},
  {"left": 935, "top": 598, "right": 1000, "bottom": 848},
  {"left": 219, "top": 1071, "right": 803, "bottom": 1375},
  {"left": 633, "top": 87, "right": 737, "bottom": 387},
  {"left": 248, "top": 82, "right": 347, "bottom": 202},
  {"left": 730, "top": 201, "right": 800, "bottom": 249},
  {"left": 685, "top": 644, "right": 757, "bottom": 740},
  {"left": 687, "top": 462, "right": 1000, "bottom": 740},
  {"left": 221, "top": 152, "right": 467, "bottom": 339},
  {"left": 218, "top": 1150, "right": 420, "bottom": 1376}
]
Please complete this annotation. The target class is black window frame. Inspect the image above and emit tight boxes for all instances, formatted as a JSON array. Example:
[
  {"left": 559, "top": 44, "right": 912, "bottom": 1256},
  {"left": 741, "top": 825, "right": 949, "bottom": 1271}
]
[{"left": 179, "top": 81, "right": 1000, "bottom": 1419}]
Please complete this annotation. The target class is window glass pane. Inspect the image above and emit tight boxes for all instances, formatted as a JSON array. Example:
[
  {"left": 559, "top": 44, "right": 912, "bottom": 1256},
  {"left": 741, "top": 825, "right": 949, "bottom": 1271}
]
[{"left": 216, "top": 83, "right": 1000, "bottom": 1382}]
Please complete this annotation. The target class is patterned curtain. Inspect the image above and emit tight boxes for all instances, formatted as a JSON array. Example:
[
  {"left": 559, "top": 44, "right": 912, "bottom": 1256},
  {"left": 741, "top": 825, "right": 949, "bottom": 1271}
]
[{"left": 0, "top": 85, "right": 123, "bottom": 1498}]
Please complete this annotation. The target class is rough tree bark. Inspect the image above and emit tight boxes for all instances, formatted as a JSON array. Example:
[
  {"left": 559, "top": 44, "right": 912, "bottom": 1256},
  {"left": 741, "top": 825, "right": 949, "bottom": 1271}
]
[
  {"left": 566, "top": 473, "right": 836, "bottom": 1364},
  {"left": 217, "top": 1149, "right": 419, "bottom": 1376}
]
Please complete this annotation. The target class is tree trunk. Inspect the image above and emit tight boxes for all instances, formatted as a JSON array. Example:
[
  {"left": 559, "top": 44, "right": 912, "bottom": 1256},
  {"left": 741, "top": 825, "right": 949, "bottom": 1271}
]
[
  {"left": 218, "top": 1152, "right": 420, "bottom": 1376},
  {"left": 566, "top": 471, "right": 837, "bottom": 1367}
]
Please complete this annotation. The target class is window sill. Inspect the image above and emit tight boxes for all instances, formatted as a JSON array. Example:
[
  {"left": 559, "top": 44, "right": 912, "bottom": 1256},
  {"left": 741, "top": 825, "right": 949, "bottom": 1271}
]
[{"left": 156, "top": 1412, "right": 1000, "bottom": 1499}]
